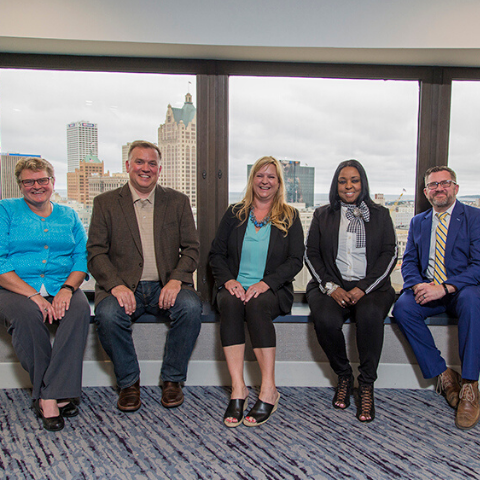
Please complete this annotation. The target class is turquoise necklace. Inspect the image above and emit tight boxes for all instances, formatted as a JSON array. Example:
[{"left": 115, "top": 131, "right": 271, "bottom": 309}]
[{"left": 249, "top": 210, "right": 270, "bottom": 228}]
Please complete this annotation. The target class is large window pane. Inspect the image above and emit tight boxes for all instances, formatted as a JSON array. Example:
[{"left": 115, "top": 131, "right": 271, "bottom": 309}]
[
  {"left": 0, "top": 69, "right": 196, "bottom": 290},
  {"left": 230, "top": 76, "right": 419, "bottom": 292},
  {"left": 449, "top": 81, "right": 480, "bottom": 198}
]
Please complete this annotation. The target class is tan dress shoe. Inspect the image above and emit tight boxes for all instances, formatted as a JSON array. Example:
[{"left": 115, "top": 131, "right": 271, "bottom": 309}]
[
  {"left": 436, "top": 368, "right": 461, "bottom": 408},
  {"left": 456, "top": 380, "right": 480, "bottom": 430},
  {"left": 161, "top": 381, "right": 184, "bottom": 408},
  {"left": 117, "top": 380, "right": 141, "bottom": 412}
]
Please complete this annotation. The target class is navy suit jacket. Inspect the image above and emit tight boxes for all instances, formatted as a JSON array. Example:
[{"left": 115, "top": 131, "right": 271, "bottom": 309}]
[
  {"left": 209, "top": 204, "right": 304, "bottom": 315},
  {"left": 401, "top": 201, "right": 480, "bottom": 291}
]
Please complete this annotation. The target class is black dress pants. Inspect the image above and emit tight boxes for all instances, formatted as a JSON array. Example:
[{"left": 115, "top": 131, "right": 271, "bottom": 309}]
[
  {"left": 307, "top": 281, "right": 395, "bottom": 384},
  {"left": 217, "top": 288, "right": 281, "bottom": 348}
]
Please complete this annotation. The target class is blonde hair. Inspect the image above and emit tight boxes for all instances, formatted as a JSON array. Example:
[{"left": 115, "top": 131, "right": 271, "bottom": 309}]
[
  {"left": 15, "top": 157, "right": 55, "bottom": 185},
  {"left": 235, "top": 156, "right": 296, "bottom": 235}
]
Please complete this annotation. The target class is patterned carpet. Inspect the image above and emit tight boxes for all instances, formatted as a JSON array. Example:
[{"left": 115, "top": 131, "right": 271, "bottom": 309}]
[{"left": 0, "top": 386, "right": 479, "bottom": 480}]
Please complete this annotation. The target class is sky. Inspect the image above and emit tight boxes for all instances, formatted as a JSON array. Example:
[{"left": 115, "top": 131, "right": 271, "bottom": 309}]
[
  {"left": 1, "top": 68, "right": 479, "bottom": 196},
  {"left": 0, "top": 69, "right": 194, "bottom": 189}
]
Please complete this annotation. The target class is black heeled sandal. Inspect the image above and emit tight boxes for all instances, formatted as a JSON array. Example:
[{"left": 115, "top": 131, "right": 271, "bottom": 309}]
[
  {"left": 223, "top": 397, "right": 248, "bottom": 428},
  {"left": 332, "top": 375, "right": 354, "bottom": 409},
  {"left": 356, "top": 383, "right": 375, "bottom": 422}
]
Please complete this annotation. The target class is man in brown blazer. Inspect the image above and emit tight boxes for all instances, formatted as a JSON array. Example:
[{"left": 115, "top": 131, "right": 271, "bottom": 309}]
[{"left": 87, "top": 140, "right": 202, "bottom": 412}]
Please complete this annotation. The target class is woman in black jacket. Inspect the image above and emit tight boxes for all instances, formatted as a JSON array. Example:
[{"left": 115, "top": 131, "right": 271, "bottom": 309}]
[
  {"left": 305, "top": 160, "right": 397, "bottom": 422},
  {"left": 209, "top": 156, "right": 304, "bottom": 428}
]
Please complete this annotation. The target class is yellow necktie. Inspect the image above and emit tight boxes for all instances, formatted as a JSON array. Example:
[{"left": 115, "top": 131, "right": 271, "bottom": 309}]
[{"left": 433, "top": 212, "right": 448, "bottom": 285}]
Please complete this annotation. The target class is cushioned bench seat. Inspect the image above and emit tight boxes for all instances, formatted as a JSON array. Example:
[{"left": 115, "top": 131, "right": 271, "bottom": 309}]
[{"left": 87, "top": 301, "right": 458, "bottom": 325}]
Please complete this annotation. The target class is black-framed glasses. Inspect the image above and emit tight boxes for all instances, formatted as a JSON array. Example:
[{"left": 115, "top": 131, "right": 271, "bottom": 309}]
[
  {"left": 20, "top": 177, "right": 53, "bottom": 187},
  {"left": 425, "top": 180, "right": 457, "bottom": 190}
]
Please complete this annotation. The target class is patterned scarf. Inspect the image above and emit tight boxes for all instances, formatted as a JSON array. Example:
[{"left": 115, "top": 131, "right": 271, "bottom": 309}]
[{"left": 340, "top": 201, "right": 370, "bottom": 248}]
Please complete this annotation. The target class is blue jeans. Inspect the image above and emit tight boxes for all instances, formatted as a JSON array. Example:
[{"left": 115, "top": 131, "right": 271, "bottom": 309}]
[{"left": 94, "top": 282, "right": 202, "bottom": 389}]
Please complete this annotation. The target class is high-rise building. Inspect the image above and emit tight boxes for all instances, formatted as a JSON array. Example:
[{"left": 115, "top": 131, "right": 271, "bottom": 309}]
[
  {"left": 121, "top": 143, "right": 131, "bottom": 173},
  {"left": 67, "top": 154, "right": 104, "bottom": 205},
  {"left": 0, "top": 153, "right": 41, "bottom": 199},
  {"left": 247, "top": 160, "right": 315, "bottom": 208},
  {"left": 67, "top": 121, "right": 98, "bottom": 172},
  {"left": 158, "top": 93, "right": 197, "bottom": 208}
]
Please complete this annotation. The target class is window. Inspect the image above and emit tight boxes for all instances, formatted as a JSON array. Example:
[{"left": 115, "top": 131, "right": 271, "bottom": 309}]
[
  {"left": 0, "top": 68, "right": 197, "bottom": 290},
  {"left": 230, "top": 76, "right": 419, "bottom": 291},
  {"left": 449, "top": 81, "right": 480, "bottom": 200}
]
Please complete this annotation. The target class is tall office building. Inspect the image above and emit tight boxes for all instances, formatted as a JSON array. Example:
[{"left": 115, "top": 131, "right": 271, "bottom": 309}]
[
  {"left": 121, "top": 143, "right": 131, "bottom": 173},
  {"left": 67, "top": 121, "right": 98, "bottom": 172},
  {"left": 67, "top": 154, "right": 104, "bottom": 205},
  {"left": 158, "top": 93, "right": 197, "bottom": 208},
  {"left": 0, "top": 153, "right": 41, "bottom": 199},
  {"left": 247, "top": 160, "right": 315, "bottom": 207}
]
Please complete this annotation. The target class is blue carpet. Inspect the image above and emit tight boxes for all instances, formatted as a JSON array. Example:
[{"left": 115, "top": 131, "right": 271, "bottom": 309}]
[{"left": 0, "top": 386, "right": 479, "bottom": 479}]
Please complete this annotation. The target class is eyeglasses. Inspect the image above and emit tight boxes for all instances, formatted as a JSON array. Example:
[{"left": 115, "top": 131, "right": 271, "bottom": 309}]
[
  {"left": 20, "top": 177, "right": 53, "bottom": 187},
  {"left": 425, "top": 180, "right": 457, "bottom": 190}
]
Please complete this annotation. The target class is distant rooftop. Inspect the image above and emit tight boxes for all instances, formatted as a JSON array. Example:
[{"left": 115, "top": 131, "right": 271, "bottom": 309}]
[
  {"left": 82, "top": 154, "right": 102, "bottom": 163},
  {"left": 171, "top": 93, "right": 196, "bottom": 127}
]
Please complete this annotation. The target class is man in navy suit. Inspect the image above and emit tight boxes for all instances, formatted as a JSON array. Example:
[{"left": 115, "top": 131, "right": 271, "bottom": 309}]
[{"left": 393, "top": 166, "right": 480, "bottom": 430}]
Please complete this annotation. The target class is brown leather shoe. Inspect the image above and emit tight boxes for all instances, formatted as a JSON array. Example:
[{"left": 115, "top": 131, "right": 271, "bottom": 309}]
[
  {"left": 117, "top": 380, "right": 141, "bottom": 412},
  {"left": 161, "top": 381, "right": 184, "bottom": 408},
  {"left": 456, "top": 380, "right": 480, "bottom": 430},
  {"left": 436, "top": 367, "right": 461, "bottom": 408}
]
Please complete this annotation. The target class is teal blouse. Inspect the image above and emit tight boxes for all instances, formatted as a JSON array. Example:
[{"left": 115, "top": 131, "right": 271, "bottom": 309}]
[{"left": 236, "top": 220, "right": 271, "bottom": 289}]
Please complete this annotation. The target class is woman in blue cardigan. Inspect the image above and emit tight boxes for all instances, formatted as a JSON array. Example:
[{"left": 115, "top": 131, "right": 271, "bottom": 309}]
[
  {"left": 210, "top": 156, "right": 304, "bottom": 428},
  {"left": 0, "top": 157, "right": 90, "bottom": 432},
  {"left": 305, "top": 160, "right": 397, "bottom": 422}
]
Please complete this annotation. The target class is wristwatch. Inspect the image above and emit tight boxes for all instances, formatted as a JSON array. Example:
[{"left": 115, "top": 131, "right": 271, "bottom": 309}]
[
  {"left": 325, "top": 282, "right": 339, "bottom": 296},
  {"left": 61, "top": 284, "right": 75, "bottom": 293}
]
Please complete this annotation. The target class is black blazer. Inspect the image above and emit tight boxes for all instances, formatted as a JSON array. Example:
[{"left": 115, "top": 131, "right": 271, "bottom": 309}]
[
  {"left": 209, "top": 205, "right": 304, "bottom": 314},
  {"left": 304, "top": 203, "right": 397, "bottom": 295}
]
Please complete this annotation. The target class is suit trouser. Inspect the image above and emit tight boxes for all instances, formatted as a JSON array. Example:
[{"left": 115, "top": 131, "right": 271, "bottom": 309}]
[
  {"left": 0, "top": 289, "right": 90, "bottom": 400},
  {"left": 307, "top": 282, "right": 395, "bottom": 384},
  {"left": 94, "top": 281, "right": 202, "bottom": 389},
  {"left": 393, "top": 286, "right": 480, "bottom": 380}
]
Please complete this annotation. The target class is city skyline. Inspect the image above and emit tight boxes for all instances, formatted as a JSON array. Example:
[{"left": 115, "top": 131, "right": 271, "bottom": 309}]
[
  {"left": 1, "top": 69, "right": 480, "bottom": 197},
  {"left": 0, "top": 69, "right": 194, "bottom": 190}
]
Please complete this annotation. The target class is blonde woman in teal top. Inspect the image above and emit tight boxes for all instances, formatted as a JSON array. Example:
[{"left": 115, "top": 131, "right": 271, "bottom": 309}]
[
  {"left": 0, "top": 157, "right": 90, "bottom": 432},
  {"left": 210, "top": 156, "right": 304, "bottom": 428}
]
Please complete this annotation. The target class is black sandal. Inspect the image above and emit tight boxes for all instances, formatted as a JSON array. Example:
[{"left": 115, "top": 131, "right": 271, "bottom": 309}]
[
  {"left": 333, "top": 375, "right": 354, "bottom": 409},
  {"left": 243, "top": 393, "right": 280, "bottom": 427},
  {"left": 223, "top": 397, "right": 248, "bottom": 428},
  {"left": 356, "top": 383, "right": 375, "bottom": 422}
]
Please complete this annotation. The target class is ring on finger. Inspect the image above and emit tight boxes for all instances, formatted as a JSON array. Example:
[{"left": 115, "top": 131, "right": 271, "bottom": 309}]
[{"left": 341, "top": 300, "right": 345, "bottom": 305}]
